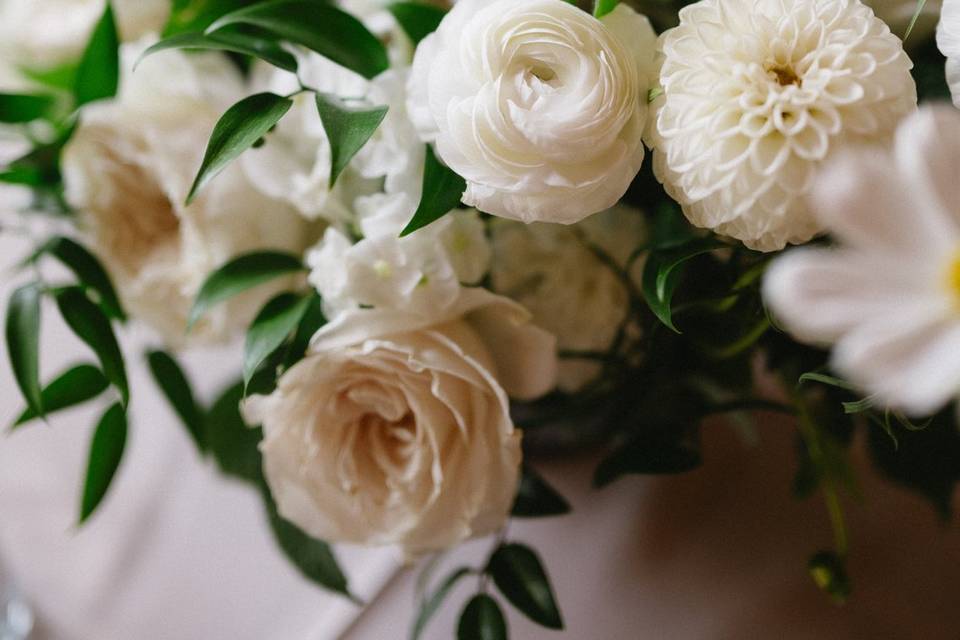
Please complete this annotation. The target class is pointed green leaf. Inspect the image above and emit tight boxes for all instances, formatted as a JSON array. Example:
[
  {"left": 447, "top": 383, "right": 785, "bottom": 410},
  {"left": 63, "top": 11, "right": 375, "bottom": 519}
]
[
  {"left": 282, "top": 293, "right": 326, "bottom": 369},
  {"left": 244, "top": 292, "right": 311, "bottom": 387},
  {"left": 642, "top": 237, "right": 725, "bottom": 333},
  {"left": 401, "top": 145, "right": 465, "bottom": 237},
  {"left": 163, "top": 0, "right": 264, "bottom": 36},
  {"left": 41, "top": 237, "right": 125, "bottom": 321},
  {"left": 54, "top": 286, "right": 128, "bottom": 406},
  {"left": 80, "top": 402, "right": 127, "bottom": 524},
  {"left": 6, "top": 283, "right": 44, "bottom": 420},
  {"left": 387, "top": 2, "right": 446, "bottom": 45},
  {"left": 262, "top": 483, "right": 355, "bottom": 600},
  {"left": 487, "top": 543, "right": 563, "bottom": 630},
  {"left": 511, "top": 464, "right": 571, "bottom": 518},
  {"left": 147, "top": 350, "right": 205, "bottom": 451},
  {"left": 207, "top": 0, "right": 389, "bottom": 79},
  {"left": 593, "top": 425, "right": 702, "bottom": 487},
  {"left": 206, "top": 381, "right": 265, "bottom": 484},
  {"left": 188, "top": 251, "right": 304, "bottom": 328},
  {"left": 594, "top": 0, "right": 620, "bottom": 18},
  {"left": 136, "top": 30, "right": 298, "bottom": 72},
  {"left": 457, "top": 595, "right": 508, "bottom": 640},
  {"left": 74, "top": 2, "right": 120, "bottom": 107},
  {"left": 0, "top": 93, "right": 56, "bottom": 123},
  {"left": 412, "top": 567, "right": 473, "bottom": 640},
  {"left": 188, "top": 92, "right": 293, "bottom": 204},
  {"left": 315, "top": 93, "right": 388, "bottom": 188},
  {"left": 12, "top": 363, "right": 108, "bottom": 429}
]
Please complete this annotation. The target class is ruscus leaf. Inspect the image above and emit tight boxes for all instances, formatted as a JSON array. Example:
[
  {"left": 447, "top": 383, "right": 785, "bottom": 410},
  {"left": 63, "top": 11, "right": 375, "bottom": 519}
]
[
  {"left": 244, "top": 292, "right": 311, "bottom": 387},
  {"left": 412, "top": 567, "right": 473, "bottom": 640},
  {"left": 188, "top": 251, "right": 304, "bottom": 328},
  {"left": 315, "top": 93, "right": 388, "bottom": 188},
  {"left": 79, "top": 402, "right": 128, "bottom": 524},
  {"left": 487, "top": 543, "right": 563, "bottom": 630},
  {"left": 642, "top": 237, "right": 725, "bottom": 332},
  {"left": 41, "top": 236, "right": 125, "bottom": 321},
  {"left": 511, "top": 464, "right": 571, "bottom": 518},
  {"left": 205, "top": 381, "right": 265, "bottom": 484},
  {"left": 207, "top": 0, "right": 389, "bottom": 79},
  {"left": 6, "top": 283, "right": 44, "bottom": 420},
  {"left": 387, "top": 2, "right": 446, "bottom": 45},
  {"left": 401, "top": 145, "right": 465, "bottom": 237},
  {"left": 136, "top": 30, "right": 298, "bottom": 72},
  {"left": 594, "top": 0, "right": 620, "bottom": 18},
  {"left": 147, "top": 350, "right": 206, "bottom": 451},
  {"left": 188, "top": 92, "right": 293, "bottom": 204},
  {"left": 594, "top": 424, "right": 702, "bottom": 487},
  {"left": 457, "top": 595, "right": 508, "bottom": 640},
  {"left": 0, "top": 93, "right": 56, "bottom": 123},
  {"left": 74, "top": 2, "right": 120, "bottom": 107},
  {"left": 12, "top": 363, "right": 108, "bottom": 429}
]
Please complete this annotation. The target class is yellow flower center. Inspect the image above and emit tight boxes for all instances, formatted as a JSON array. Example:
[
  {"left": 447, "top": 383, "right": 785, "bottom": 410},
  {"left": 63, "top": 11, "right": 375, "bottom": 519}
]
[{"left": 948, "top": 252, "right": 960, "bottom": 301}]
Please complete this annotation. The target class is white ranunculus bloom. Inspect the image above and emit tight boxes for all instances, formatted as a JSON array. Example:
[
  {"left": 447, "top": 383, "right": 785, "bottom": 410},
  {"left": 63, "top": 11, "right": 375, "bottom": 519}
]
[
  {"left": 0, "top": 0, "right": 168, "bottom": 69},
  {"left": 244, "top": 289, "right": 557, "bottom": 555},
  {"left": 306, "top": 210, "right": 491, "bottom": 320},
  {"left": 650, "top": 0, "right": 916, "bottom": 251},
  {"left": 62, "top": 44, "right": 314, "bottom": 347},
  {"left": 490, "top": 206, "right": 646, "bottom": 392},
  {"left": 938, "top": 0, "right": 960, "bottom": 105},
  {"left": 763, "top": 106, "right": 960, "bottom": 416},
  {"left": 407, "top": 0, "right": 658, "bottom": 224}
]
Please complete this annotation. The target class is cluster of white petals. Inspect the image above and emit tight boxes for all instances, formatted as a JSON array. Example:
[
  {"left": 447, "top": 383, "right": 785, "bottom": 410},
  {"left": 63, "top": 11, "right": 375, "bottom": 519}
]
[
  {"left": 651, "top": 0, "right": 916, "bottom": 251},
  {"left": 763, "top": 106, "right": 960, "bottom": 416},
  {"left": 938, "top": 0, "right": 960, "bottom": 105},
  {"left": 490, "top": 206, "right": 647, "bottom": 392},
  {"left": 62, "top": 44, "right": 314, "bottom": 346},
  {"left": 407, "top": 0, "right": 658, "bottom": 224}
]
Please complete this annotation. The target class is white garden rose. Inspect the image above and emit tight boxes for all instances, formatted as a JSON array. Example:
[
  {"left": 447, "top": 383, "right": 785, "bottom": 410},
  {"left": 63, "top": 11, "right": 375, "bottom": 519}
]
[
  {"left": 938, "top": 0, "right": 960, "bottom": 106},
  {"left": 407, "top": 0, "right": 658, "bottom": 224},
  {"left": 650, "top": 0, "right": 916, "bottom": 251},
  {"left": 244, "top": 289, "right": 557, "bottom": 555},
  {"left": 0, "top": 0, "right": 169, "bottom": 69},
  {"left": 62, "top": 44, "right": 314, "bottom": 347},
  {"left": 490, "top": 205, "right": 646, "bottom": 392}
]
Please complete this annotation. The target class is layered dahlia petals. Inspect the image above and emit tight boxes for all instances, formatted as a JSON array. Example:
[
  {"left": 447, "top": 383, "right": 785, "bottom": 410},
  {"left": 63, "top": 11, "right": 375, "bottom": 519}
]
[
  {"left": 408, "top": 0, "right": 656, "bottom": 224},
  {"left": 651, "top": 0, "right": 916, "bottom": 250}
]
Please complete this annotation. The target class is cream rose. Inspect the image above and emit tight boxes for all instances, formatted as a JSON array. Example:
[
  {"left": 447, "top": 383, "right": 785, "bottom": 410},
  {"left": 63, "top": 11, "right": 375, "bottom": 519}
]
[
  {"left": 406, "top": 0, "right": 658, "bottom": 224},
  {"left": 245, "top": 289, "right": 557, "bottom": 555},
  {"left": 62, "top": 43, "right": 314, "bottom": 346}
]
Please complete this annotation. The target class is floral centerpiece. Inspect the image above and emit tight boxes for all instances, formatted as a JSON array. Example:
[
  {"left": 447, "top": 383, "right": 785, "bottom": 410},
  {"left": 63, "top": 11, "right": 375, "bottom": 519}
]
[{"left": 1, "top": 0, "right": 958, "bottom": 636}]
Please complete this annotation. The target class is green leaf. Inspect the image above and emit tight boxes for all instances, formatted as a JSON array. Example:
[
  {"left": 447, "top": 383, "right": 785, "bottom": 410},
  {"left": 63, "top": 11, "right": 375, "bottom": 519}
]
[
  {"left": 147, "top": 350, "right": 206, "bottom": 452},
  {"left": 207, "top": 0, "right": 389, "bottom": 80},
  {"left": 262, "top": 484, "right": 355, "bottom": 599},
  {"left": 642, "top": 237, "right": 725, "bottom": 333},
  {"left": 205, "top": 381, "right": 265, "bottom": 484},
  {"left": 164, "top": 0, "right": 263, "bottom": 35},
  {"left": 74, "top": 2, "right": 120, "bottom": 107},
  {"left": 487, "top": 543, "right": 563, "bottom": 630},
  {"left": 593, "top": 0, "right": 620, "bottom": 18},
  {"left": 6, "top": 283, "right": 44, "bottom": 420},
  {"left": 457, "top": 595, "right": 508, "bottom": 640},
  {"left": 244, "top": 292, "right": 311, "bottom": 387},
  {"left": 189, "top": 251, "right": 304, "bottom": 328},
  {"left": 54, "top": 286, "right": 128, "bottom": 406},
  {"left": 412, "top": 567, "right": 473, "bottom": 640},
  {"left": 282, "top": 292, "right": 326, "bottom": 369},
  {"left": 41, "top": 237, "right": 125, "bottom": 321},
  {"left": 798, "top": 372, "right": 859, "bottom": 392},
  {"left": 0, "top": 93, "right": 56, "bottom": 123},
  {"left": 315, "top": 93, "right": 388, "bottom": 188},
  {"left": 511, "top": 464, "right": 570, "bottom": 518},
  {"left": 79, "top": 402, "right": 127, "bottom": 524},
  {"left": 401, "top": 145, "right": 465, "bottom": 237},
  {"left": 12, "top": 363, "right": 108, "bottom": 430},
  {"left": 594, "top": 424, "right": 702, "bottom": 487},
  {"left": 136, "top": 30, "right": 298, "bottom": 72},
  {"left": 387, "top": 2, "right": 446, "bottom": 45},
  {"left": 808, "top": 550, "right": 850, "bottom": 604},
  {"left": 188, "top": 92, "right": 293, "bottom": 204}
]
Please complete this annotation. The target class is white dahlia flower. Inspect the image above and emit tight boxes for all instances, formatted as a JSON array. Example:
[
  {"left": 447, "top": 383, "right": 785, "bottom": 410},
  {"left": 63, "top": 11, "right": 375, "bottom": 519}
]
[
  {"left": 763, "top": 106, "right": 960, "bottom": 416},
  {"left": 407, "top": 0, "right": 658, "bottom": 224},
  {"left": 651, "top": 0, "right": 916, "bottom": 251},
  {"left": 938, "top": 0, "right": 960, "bottom": 105}
]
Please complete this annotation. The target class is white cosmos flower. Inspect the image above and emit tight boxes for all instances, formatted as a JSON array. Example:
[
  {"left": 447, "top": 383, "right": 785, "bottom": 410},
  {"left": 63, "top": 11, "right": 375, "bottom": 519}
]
[
  {"left": 407, "top": 0, "right": 658, "bottom": 224},
  {"left": 490, "top": 205, "right": 646, "bottom": 392},
  {"left": 650, "top": 0, "right": 916, "bottom": 251},
  {"left": 763, "top": 106, "right": 960, "bottom": 416},
  {"left": 938, "top": 0, "right": 960, "bottom": 105},
  {"left": 62, "top": 43, "right": 314, "bottom": 347},
  {"left": 244, "top": 288, "right": 557, "bottom": 556},
  {"left": 0, "top": 0, "right": 169, "bottom": 69}
]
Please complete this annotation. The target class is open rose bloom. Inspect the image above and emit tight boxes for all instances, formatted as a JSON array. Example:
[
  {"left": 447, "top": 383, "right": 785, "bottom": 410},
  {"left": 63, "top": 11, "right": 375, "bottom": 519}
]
[{"left": 2, "top": 0, "right": 958, "bottom": 635}]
